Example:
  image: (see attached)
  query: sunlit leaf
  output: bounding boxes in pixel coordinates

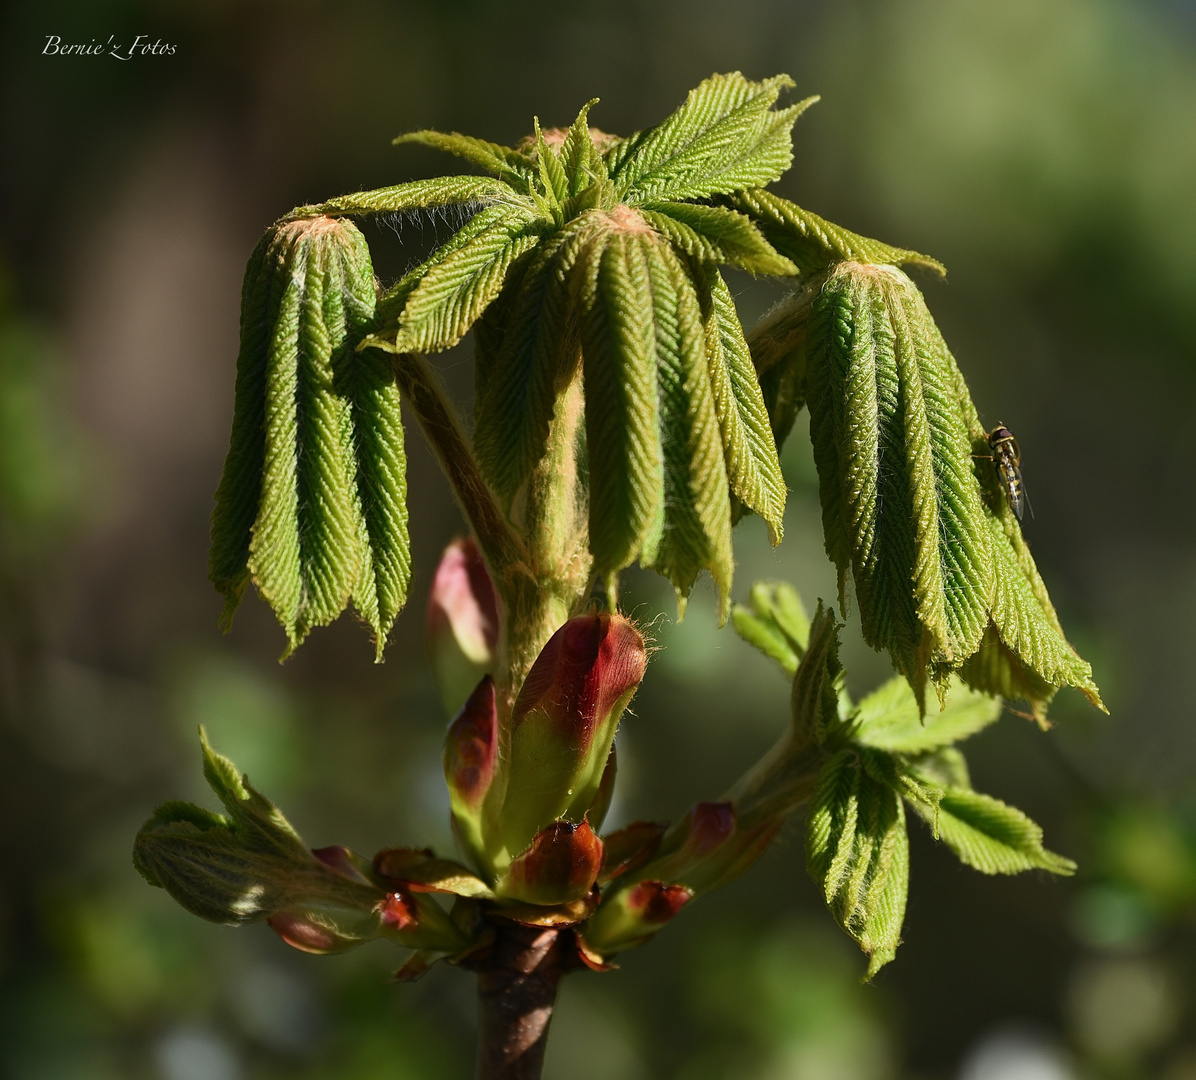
[723,188,946,275]
[611,73,811,203]
[854,675,1000,754]
[700,266,787,539]
[806,747,909,978]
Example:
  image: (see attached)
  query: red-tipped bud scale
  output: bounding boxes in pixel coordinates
[499,614,646,857]
[426,538,500,714]
[583,880,693,955]
[443,676,499,875]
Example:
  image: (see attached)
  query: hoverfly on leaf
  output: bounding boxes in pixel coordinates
[987,423,1027,521]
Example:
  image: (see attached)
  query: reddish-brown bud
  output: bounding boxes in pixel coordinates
[496,820,605,906]
[499,614,646,856]
[426,538,499,714]
[267,913,349,954]
[583,880,693,955]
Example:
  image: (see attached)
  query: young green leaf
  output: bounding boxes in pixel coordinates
[284,175,527,220]
[905,783,1076,876]
[790,602,846,747]
[803,261,1097,716]
[806,747,910,978]
[640,203,797,276]
[854,675,1000,754]
[472,212,607,504]
[391,210,542,354]
[558,99,607,197]
[639,237,735,619]
[393,129,536,191]
[610,73,811,203]
[722,188,946,276]
[580,227,664,584]
[731,580,810,676]
[210,216,411,658]
[700,266,787,540]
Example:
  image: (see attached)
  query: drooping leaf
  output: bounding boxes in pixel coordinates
[854,675,1000,754]
[209,226,294,623]
[700,266,787,540]
[285,175,528,220]
[339,345,411,661]
[640,203,796,276]
[946,358,1104,719]
[806,264,925,687]
[580,228,664,583]
[639,237,734,618]
[210,217,411,658]
[745,279,819,455]
[393,129,535,190]
[905,783,1076,876]
[610,73,812,203]
[806,747,910,978]
[473,212,608,503]
[723,188,946,276]
[391,210,542,354]
[805,263,1005,707]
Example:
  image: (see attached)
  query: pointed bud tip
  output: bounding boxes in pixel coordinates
[444,676,498,809]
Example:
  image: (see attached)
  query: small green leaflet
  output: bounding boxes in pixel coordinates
[609,73,814,204]
[905,781,1076,876]
[731,580,811,676]
[854,675,1000,754]
[806,747,909,979]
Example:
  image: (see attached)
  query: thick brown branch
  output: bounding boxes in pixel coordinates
[472,923,577,1080]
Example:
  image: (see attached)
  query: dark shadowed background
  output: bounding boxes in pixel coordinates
[3,1,1196,1078]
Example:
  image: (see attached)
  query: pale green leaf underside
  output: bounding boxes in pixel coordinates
[907,784,1076,876]
[854,675,1000,754]
[641,203,796,276]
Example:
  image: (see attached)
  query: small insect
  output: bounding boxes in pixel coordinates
[986,422,1026,520]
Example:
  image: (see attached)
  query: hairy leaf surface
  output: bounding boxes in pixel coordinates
[639,238,734,617]
[806,748,909,978]
[610,73,811,203]
[700,266,787,539]
[724,189,945,275]
[211,217,410,658]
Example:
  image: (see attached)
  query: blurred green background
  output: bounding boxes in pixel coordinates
[2,0,1195,1077]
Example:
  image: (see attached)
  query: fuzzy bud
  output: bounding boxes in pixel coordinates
[498,614,646,858]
